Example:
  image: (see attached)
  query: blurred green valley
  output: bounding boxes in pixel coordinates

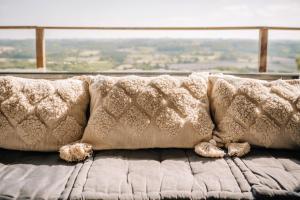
[0,39,299,72]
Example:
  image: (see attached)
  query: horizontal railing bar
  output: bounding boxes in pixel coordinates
[268,27,300,31]
[39,26,264,30]
[0,71,298,77]
[0,26,37,29]
[0,26,300,30]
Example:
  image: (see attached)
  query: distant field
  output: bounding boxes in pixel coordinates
[0,39,299,72]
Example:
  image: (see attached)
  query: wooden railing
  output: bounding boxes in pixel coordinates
[1,26,300,72]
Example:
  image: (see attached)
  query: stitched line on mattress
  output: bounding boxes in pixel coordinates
[2,164,39,198]
[238,151,291,192]
[237,156,267,190]
[0,164,7,178]
[58,164,77,200]
[58,163,83,200]
[125,151,134,197]
[0,194,15,200]
[158,150,163,200]
[232,157,257,188]
[273,153,300,184]
[268,153,300,191]
[187,150,251,196]
[80,153,95,194]
[185,150,208,194]
[224,157,242,193]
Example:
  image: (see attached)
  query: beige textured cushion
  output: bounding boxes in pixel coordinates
[0,76,89,151]
[209,74,300,149]
[81,73,214,149]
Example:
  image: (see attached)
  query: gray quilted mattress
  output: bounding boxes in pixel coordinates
[0,148,299,200]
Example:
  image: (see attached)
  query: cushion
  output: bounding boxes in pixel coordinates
[209,74,300,149]
[0,76,89,151]
[81,73,214,149]
[1,148,300,200]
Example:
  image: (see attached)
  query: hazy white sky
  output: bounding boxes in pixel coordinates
[0,0,300,39]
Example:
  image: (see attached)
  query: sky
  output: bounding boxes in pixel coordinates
[0,0,300,39]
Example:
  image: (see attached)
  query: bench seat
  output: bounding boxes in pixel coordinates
[0,148,299,200]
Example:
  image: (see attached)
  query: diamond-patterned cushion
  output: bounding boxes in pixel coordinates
[209,74,300,149]
[82,73,214,149]
[0,76,89,151]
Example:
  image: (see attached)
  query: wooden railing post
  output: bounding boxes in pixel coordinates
[258,28,268,72]
[35,27,46,70]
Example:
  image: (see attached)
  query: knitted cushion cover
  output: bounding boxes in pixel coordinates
[0,76,89,151]
[81,73,214,149]
[209,74,300,149]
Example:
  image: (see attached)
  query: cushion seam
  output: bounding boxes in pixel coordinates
[58,163,79,200]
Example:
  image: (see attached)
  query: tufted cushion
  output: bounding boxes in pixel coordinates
[209,74,300,149]
[81,73,214,149]
[0,76,89,151]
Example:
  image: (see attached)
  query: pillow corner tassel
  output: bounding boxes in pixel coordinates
[226,142,251,157]
[59,142,93,162]
[194,139,226,158]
